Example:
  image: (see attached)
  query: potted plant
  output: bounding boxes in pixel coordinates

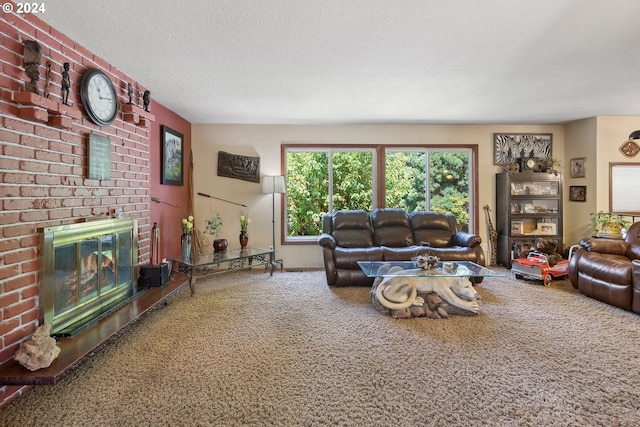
[590,211,630,238]
[204,212,227,252]
[539,157,562,174]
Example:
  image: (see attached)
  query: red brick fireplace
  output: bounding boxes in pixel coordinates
[0,5,191,407]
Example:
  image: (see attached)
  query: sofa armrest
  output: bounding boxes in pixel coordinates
[580,238,629,255]
[451,232,482,248]
[318,233,337,249]
[633,260,640,313]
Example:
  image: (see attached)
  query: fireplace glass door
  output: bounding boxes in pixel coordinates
[41,218,138,336]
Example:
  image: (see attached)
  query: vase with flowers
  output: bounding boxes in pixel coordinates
[239,212,251,249]
[181,215,194,260]
[205,212,227,252]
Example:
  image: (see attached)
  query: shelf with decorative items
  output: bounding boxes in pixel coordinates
[495,171,563,267]
[121,103,155,128]
[12,91,82,129]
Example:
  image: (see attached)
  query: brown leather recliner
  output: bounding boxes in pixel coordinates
[569,221,640,313]
[318,208,485,286]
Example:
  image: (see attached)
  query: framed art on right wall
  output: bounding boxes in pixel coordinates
[570,157,586,178]
[569,185,586,202]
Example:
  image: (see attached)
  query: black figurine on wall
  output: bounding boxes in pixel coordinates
[127,83,134,104]
[143,90,151,112]
[23,40,42,94]
[61,62,71,105]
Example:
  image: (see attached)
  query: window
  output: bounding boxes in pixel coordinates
[385,148,471,231]
[283,144,476,242]
[285,147,375,239]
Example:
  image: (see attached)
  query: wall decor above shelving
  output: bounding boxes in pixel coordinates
[493,133,552,165]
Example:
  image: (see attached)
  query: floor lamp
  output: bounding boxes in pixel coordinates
[262,175,286,271]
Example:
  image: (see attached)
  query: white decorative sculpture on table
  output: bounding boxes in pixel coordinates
[370,258,481,319]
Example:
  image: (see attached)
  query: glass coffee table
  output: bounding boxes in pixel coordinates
[358,260,502,279]
[358,261,503,317]
[171,247,283,296]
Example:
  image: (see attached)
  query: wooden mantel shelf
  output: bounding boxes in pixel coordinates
[0,277,189,385]
[121,103,155,127]
[12,91,81,129]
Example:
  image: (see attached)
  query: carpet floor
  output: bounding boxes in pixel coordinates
[1,268,639,426]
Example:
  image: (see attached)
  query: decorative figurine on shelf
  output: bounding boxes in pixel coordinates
[23,40,42,95]
[61,62,71,105]
[127,83,134,104]
[143,90,151,112]
[44,61,52,98]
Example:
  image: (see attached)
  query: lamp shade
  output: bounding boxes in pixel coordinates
[262,175,286,194]
[629,130,640,140]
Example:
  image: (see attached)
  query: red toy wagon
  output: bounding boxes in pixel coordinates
[511,250,570,286]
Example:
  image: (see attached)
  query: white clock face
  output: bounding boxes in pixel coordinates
[526,158,536,168]
[81,69,118,126]
[88,74,117,121]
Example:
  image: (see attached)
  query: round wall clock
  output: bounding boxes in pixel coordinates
[80,68,118,126]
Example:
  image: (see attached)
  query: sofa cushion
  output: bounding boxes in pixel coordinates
[371,209,413,247]
[381,246,425,261]
[334,247,383,269]
[409,211,454,248]
[332,210,373,247]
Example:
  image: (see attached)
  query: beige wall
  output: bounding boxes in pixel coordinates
[564,118,597,246]
[563,116,640,246]
[192,124,564,269]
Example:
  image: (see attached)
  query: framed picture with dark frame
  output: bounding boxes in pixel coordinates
[569,185,586,202]
[570,157,586,178]
[493,133,552,165]
[161,125,184,186]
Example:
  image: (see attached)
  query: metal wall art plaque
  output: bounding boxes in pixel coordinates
[217,151,260,183]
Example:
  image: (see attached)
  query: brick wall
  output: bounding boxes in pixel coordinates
[0,6,155,405]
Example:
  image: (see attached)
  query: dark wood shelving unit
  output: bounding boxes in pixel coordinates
[496,172,563,266]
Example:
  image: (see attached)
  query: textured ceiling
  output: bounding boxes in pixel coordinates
[39,0,640,124]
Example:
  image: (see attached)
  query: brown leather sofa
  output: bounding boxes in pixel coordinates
[318,208,486,286]
[569,221,640,313]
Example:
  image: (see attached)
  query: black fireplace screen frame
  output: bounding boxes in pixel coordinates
[40,218,138,337]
